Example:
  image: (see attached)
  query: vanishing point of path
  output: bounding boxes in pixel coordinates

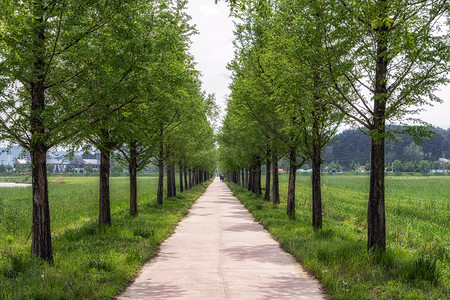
[117,177,325,300]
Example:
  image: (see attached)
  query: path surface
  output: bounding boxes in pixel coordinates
[117,178,324,300]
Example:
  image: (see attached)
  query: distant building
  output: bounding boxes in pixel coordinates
[0,146,24,166]
[358,166,367,172]
[67,159,100,173]
[47,158,67,173]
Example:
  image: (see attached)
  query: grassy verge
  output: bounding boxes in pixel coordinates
[0,177,211,299]
[227,174,449,299]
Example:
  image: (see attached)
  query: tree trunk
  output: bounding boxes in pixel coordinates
[244,167,249,188]
[30,5,53,262]
[254,158,262,196]
[172,163,177,196]
[167,162,176,197]
[188,168,192,188]
[311,145,322,229]
[179,163,184,192]
[166,165,172,197]
[184,166,188,190]
[287,147,297,219]
[368,17,388,250]
[248,166,252,191]
[272,152,280,205]
[99,147,111,226]
[129,140,138,216]
[241,168,245,187]
[157,142,164,205]
[31,144,52,262]
[264,155,271,202]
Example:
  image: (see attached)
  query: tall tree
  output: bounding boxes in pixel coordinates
[0,0,139,262]
[322,0,449,249]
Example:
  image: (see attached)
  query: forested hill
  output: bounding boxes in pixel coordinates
[323,126,450,167]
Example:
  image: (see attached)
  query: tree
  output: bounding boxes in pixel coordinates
[392,160,403,172]
[47,164,54,174]
[418,160,431,172]
[65,165,74,173]
[322,0,449,250]
[0,0,188,261]
[84,164,93,173]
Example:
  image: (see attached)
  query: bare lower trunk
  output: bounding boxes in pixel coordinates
[254,158,262,196]
[99,148,111,226]
[184,166,188,190]
[179,164,184,192]
[311,150,322,229]
[157,161,164,205]
[189,168,192,188]
[171,163,176,196]
[248,166,253,191]
[264,155,271,201]
[287,148,297,219]
[129,140,138,216]
[368,138,386,249]
[31,144,52,262]
[166,165,172,197]
[368,16,388,250]
[272,153,280,205]
[241,169,245,187]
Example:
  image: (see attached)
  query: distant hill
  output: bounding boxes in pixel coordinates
[323,126,450,167]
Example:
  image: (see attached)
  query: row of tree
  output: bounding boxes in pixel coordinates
[219,0,449,252]
[0,0,216,262]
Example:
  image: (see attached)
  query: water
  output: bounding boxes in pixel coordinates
[0,182,31,188]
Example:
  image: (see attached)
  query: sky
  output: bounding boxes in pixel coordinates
[186,0,450,130]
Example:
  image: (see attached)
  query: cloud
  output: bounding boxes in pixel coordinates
[198,4,220,16]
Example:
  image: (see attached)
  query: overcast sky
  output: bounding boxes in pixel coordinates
[186,0,450,130]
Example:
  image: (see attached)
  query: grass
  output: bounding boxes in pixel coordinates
[227,173,449,299]
[0,175,211,299]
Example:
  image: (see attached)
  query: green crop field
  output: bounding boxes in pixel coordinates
[0,176,159,252]
[0,175,210,299]
[229,173,449,299]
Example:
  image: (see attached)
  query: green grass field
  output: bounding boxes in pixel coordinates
[228,173,449,299]
[0,175,211,299]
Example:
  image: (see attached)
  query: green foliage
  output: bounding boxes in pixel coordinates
[227,174,449,299]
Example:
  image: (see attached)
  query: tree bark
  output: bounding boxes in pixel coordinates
[129,140,138,216]
[272,152,280,205]
[188,168,192,188]
[368,15,388,250]
[99,147,111,226]
[287,147,297,219]
[31,144,52,262]
[184,166,188,190]
[248,166,253,191]
[172,163,176,196]
[166,165,171,197]
[254,158,262,196]
[179,164,183,192]
[311,144,322,229]
[264,154,271,202]
[244,167,249,188]
[167,161,176,197]
[157,142,164,205]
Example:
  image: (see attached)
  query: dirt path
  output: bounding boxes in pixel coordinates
[117,177,324,299]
